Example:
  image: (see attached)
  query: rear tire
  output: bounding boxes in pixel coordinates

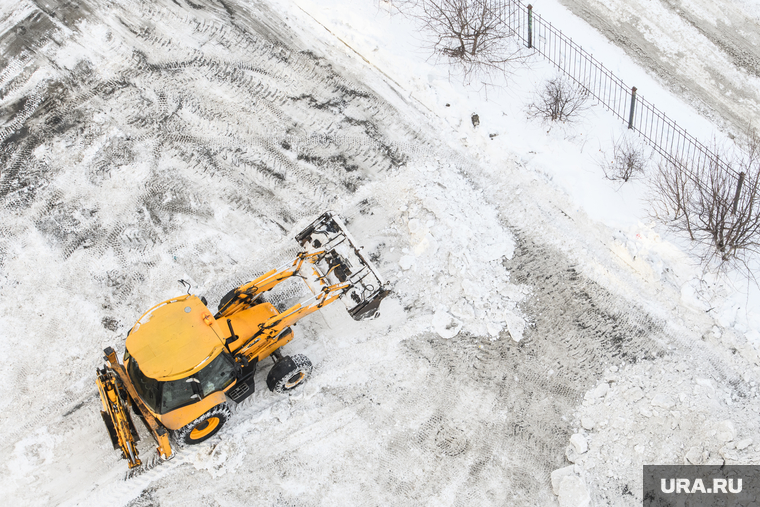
[173,403,231,446]
[217,285,261,312]
[266,354,312,393]
[217,288,238,312]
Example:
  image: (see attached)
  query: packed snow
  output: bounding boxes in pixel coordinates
[0,0,759,506]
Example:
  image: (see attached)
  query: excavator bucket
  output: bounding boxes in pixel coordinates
[295,211,389,320]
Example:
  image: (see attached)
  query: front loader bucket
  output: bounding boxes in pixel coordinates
[296,212,389,320]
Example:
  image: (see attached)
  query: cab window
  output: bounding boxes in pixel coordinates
[160,377,197,413]
[158,353,236,413]
[127,357,160,413]
[197,353,236,397]
[128,352,237,414]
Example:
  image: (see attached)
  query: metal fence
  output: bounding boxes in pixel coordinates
[491,0,743,183]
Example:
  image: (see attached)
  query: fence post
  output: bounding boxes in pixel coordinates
[527,4,533,49]
[732,171,746,215]
[627,86,637,129]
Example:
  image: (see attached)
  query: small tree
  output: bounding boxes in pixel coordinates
[527,76,588,123]
[651,130,760,267]
[409,0,526,79]
[602,134,650,182]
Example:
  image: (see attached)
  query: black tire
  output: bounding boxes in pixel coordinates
[173,403,231,446]
[266,354,312,393]
[217,287,238,312]
[217,285,261,312]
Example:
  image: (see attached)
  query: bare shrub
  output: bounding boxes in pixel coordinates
[527,76,588,123]
[602,134,651,182]
[651,130,760,268]
[405,0,527,80]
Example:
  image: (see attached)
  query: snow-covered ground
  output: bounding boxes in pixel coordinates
[0,0,758,506]
[553,0,760,134]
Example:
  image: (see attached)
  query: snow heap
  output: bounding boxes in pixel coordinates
[555,343,760,504]
[381,160,529,341]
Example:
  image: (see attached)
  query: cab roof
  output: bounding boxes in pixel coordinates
[126,295,226,381]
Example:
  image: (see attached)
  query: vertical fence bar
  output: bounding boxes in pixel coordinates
[550,22,555,61]
[527,4,533,49]
[696,145,702,173]
[605,73,610,110]
[595,59,600,98]
[584,52,589,92]
[732,172,746,215]
[658,115,664,148]
[571,39,576,79]
[628,86,637,129]
[685,139,691,165]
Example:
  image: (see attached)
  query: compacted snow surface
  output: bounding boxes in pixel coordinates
[1,0,759,506]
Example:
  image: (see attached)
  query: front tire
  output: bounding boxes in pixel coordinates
[266,354,312,393]
[174,403,231,446]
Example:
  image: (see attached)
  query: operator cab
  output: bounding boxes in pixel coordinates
[126,352,236,414]
[124,295,236,415]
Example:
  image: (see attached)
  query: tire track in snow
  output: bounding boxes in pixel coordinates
[0,2,418,487]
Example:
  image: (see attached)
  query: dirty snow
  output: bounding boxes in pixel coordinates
[0,0,759,506]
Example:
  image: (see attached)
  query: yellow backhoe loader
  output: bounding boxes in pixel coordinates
[96,212,388,473]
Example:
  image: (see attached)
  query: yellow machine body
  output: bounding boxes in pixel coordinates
[122,294,300,431]
[126,295,227,381]
[96,212,389,473]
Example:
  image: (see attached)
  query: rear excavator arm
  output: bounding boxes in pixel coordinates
[96,348,174,469]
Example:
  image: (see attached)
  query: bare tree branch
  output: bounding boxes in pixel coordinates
[526,76,589,123]
[651,129,760,272]
[601,134,651,183]
[402,0,527,80]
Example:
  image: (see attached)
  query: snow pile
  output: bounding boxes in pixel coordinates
[566,350,760,504]
[383,161,529,341]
